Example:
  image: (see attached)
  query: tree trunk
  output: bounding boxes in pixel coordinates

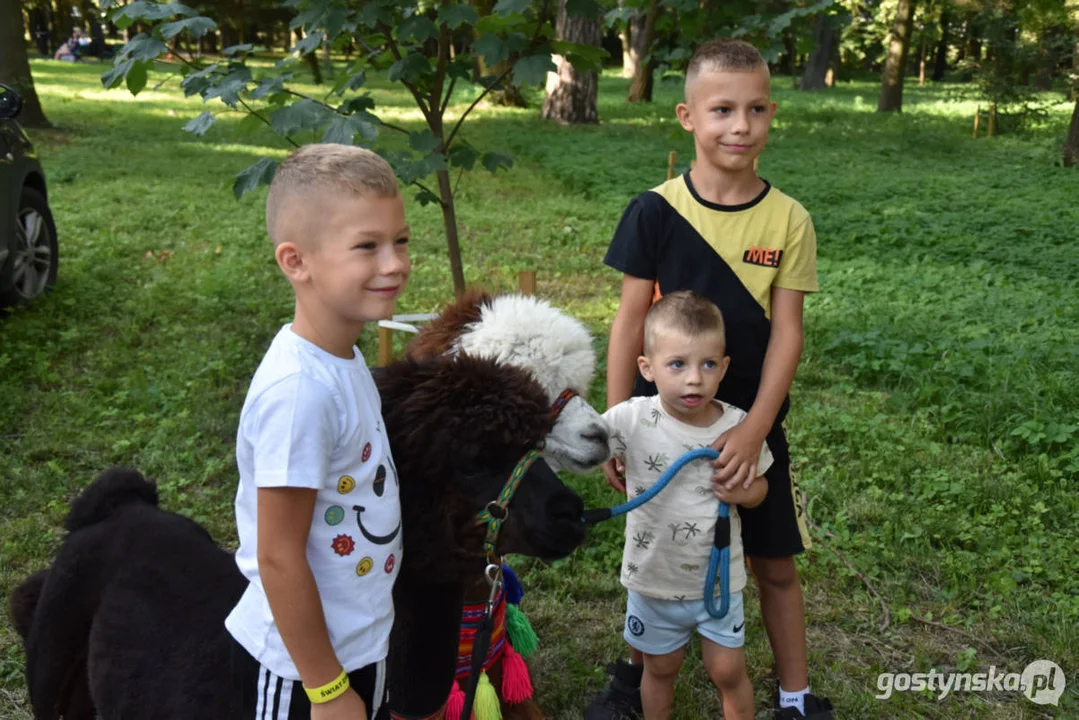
[295,28,322,84]
[619,1,634,78]
[931,9,950,81]
[0,1,51,128]
[1064,100,1079,167]
[626,0,658,102]
[473,0,528,107]
[799,15,839,90]
[541,0,601,124]
[918,35,927,85]
[878,0,916,112]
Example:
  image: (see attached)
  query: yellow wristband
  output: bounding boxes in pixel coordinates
[304,669,349,704]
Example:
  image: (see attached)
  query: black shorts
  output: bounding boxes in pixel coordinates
[631,377,809,558]
[738,424,808,558]
[229,638,390,720]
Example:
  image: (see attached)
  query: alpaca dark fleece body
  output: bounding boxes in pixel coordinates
[13,355,586,720]
[20,468,245,719]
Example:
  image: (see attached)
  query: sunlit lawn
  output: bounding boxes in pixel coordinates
[1,58,1077,718]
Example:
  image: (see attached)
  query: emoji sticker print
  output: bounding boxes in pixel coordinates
[337,475,356,494]
[325,506,345,526]
[332,535,356,556]
[384,554,396,574]
[362,442,372,462]
[356,557,373,576]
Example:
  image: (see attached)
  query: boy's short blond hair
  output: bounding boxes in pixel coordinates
[685,38,768,89]
[266,144,399,246]
[643,290,726,354]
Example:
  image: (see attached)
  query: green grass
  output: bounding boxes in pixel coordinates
[1,60,1077,718]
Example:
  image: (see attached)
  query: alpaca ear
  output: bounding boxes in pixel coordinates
[405,289,490,361]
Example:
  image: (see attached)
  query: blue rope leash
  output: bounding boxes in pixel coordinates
[582,447,731,619]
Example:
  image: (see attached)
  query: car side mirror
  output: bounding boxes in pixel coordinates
[0,84,24,120]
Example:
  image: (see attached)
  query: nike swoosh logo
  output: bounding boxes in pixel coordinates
[733,622,745,634]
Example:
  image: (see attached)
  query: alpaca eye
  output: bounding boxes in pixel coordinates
[373,465,387,497]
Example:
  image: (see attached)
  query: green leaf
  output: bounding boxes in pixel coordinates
[414,188,441,206]
[182,110,215,136]
[222,43,254,56]
[233,157,277,200]
[473,34,510,66]
[358,3,394,28]
[331,69,366,95]
[482,152,513,173]
[159,16,217,40]
[339,95,376,114]
[397,15,439,44]
[493,0,530,16]
[409,129,441,153]
[387,53,430,84]
[448,144,478,170]
[566,0,601,19]
[179,63,218,96]
[291,31,324,57]
[322,113,380,145]
[126,60,148,95]
[250,75,289,100]
[117,34,169,62]
[270,98,335,137]
[439,4,478,29]
[101,59,134,89]
[513,54,555,86]
[111,1,195,25]
[396,152,447,184]
[202,67,252,107]
[552,40,608,71]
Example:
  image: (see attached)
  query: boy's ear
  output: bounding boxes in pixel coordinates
[275,241,308,282]
[637,355,654,382]
[676,102,693,132]
[718,355,731,378]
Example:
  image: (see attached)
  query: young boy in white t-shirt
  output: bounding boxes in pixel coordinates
[602,291,771,720]
[225,144,411,720]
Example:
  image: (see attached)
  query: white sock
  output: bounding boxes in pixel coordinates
[779,686,809,716]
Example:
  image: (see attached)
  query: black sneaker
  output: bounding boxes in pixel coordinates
[585,659,643,720]
[774,692,834,719]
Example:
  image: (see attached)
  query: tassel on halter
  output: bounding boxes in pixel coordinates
[500,644,534,704]
[445,680,468,720]
[504,602,538,657]
[474,672,502,720]
[501,564,524,605]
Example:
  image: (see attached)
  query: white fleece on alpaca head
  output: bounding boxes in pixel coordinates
[452,294,596,402]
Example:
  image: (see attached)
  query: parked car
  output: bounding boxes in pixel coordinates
[0,83,58,307]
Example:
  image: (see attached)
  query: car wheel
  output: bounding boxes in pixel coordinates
[1,186,58,306]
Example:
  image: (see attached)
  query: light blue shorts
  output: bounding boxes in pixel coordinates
[624,590,745,655]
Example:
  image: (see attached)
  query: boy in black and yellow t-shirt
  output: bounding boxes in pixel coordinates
[590,39,833,720]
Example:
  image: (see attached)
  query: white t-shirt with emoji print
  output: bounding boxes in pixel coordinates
[226,325,402,680]
[602,396,772,601]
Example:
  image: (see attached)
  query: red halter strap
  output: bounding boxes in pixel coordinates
[550,388,578,419]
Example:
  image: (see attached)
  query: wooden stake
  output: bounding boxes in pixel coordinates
[518,270,536,296]
[378,326,394,366]
[988,104,996,137]
[973,107,980,139]
[667,151,677,180]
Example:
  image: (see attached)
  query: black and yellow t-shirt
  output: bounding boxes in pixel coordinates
[604,173,818,423]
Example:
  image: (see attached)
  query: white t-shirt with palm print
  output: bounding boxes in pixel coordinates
[603,395,772,601]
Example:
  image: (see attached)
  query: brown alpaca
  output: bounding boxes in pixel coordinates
[406,291,611,720]
[11,355,587,720]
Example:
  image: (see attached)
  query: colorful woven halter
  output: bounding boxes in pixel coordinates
[472,449,541,559]
[456,586,507,679]
[550,388,578,418]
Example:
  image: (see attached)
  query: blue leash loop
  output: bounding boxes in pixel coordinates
[582,447,731,619]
